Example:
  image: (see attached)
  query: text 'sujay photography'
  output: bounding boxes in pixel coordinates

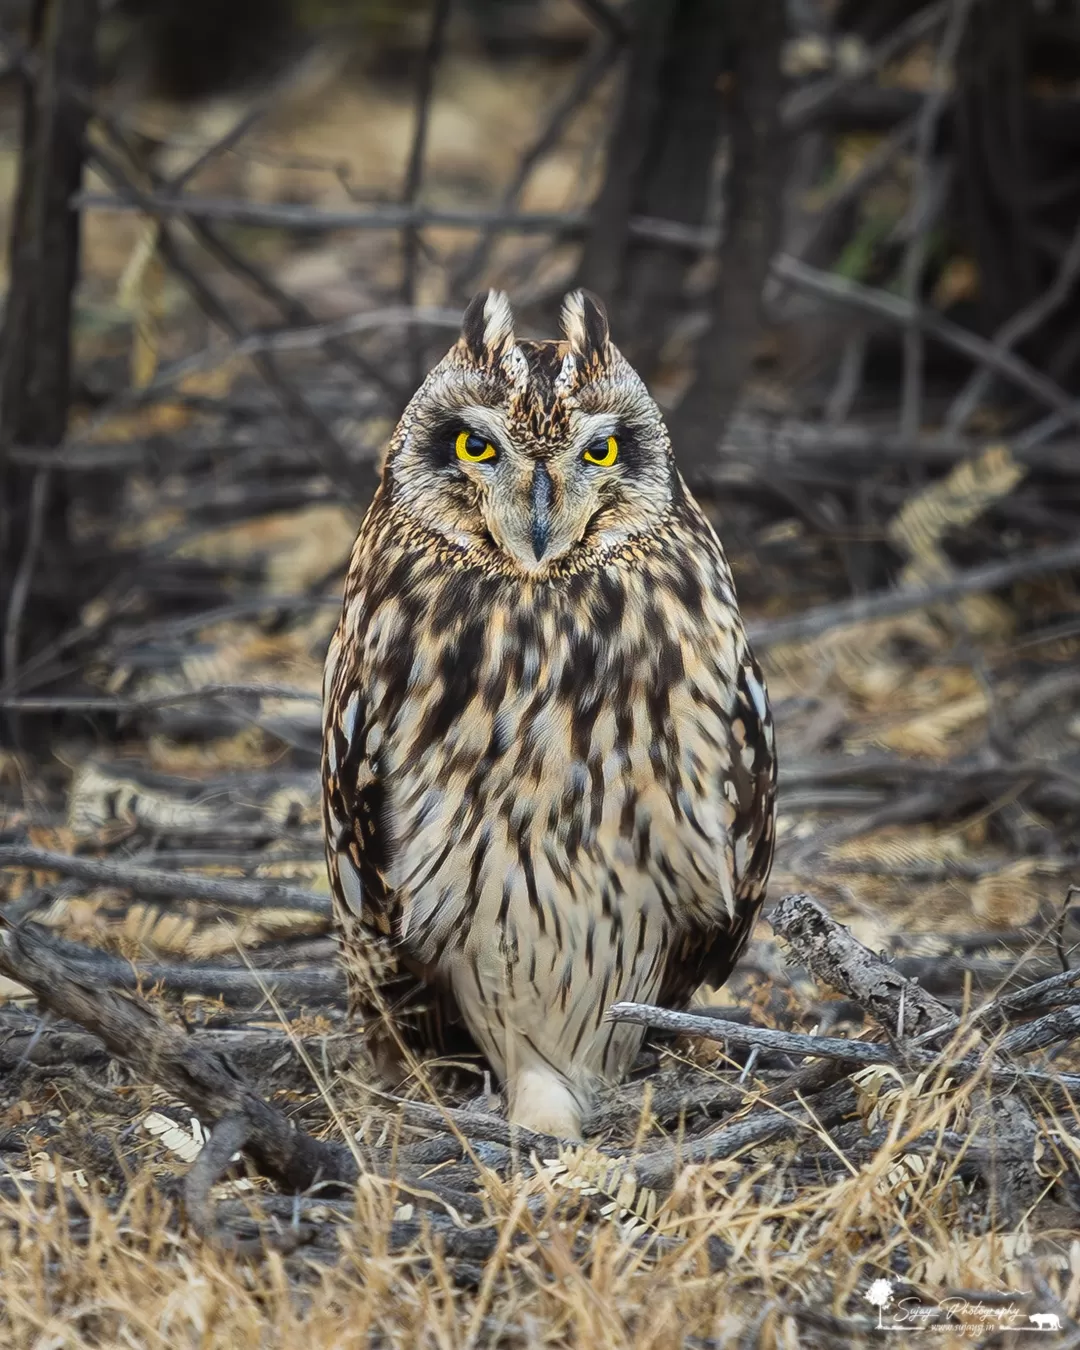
[2,2,1080,1345]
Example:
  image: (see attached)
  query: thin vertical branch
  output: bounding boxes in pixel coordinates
[0,0,98,721]
[897,0,975,440]
[2,470,49,707]
[401,0,452,387]
[671,0,786,472]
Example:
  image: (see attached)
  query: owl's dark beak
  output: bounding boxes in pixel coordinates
[530,462,553,560]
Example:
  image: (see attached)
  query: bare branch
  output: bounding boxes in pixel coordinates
[74,191,716,249]
[782,1,949,129]
[772,253,1080,431]
[0,844,330,917]
[947,215,1080,432]
[748,536,1080,648]
[608,1001,904,1066]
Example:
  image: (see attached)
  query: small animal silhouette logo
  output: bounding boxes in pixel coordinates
[1029,1312,1062,1331]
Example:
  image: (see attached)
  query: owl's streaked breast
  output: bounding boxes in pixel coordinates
[330,494,767,1105]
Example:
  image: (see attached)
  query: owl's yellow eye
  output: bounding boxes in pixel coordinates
[583,435,618,467]
[456,430,497,463]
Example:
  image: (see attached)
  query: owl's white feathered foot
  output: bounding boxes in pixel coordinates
[508,1067,586,1141]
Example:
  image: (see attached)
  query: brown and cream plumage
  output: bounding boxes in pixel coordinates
[322,289,776,1139]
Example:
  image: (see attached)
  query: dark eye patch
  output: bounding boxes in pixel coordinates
[597,424,645,474]
[414,417,493,471]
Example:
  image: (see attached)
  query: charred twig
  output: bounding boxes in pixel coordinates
[632,1079,858,1190]
[984,965,1080,1019]
[371,1091,567,1154]
[769,892,957,1038]
[0,923,343,1004]
[770,893,1048,1220]
[998,1004,1080,1057]
[588,1077,748,1134]
[184,1112,316,1255]
[0,1011,350,1078]
[0,917,360,1193]
[889,952,1077,997]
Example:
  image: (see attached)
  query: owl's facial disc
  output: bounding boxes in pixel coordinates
[387,289,677,576]
[451,417,654,576]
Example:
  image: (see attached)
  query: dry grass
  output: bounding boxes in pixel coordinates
[3,1052,1080,1348]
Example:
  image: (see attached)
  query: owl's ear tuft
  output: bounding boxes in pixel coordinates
[460,289,516,365]
[560,290,611,371]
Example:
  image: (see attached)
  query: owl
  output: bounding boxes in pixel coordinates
[322,290,776,1140]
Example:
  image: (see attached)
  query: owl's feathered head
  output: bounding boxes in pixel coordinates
[384,290,680,578]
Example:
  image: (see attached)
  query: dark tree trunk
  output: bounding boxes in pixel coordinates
[955,0,1038,338]
[0,0,98,718]
[577,0,786,468]
[576,0,728,378]
[952,0,1080,396]
[671,0,786,475]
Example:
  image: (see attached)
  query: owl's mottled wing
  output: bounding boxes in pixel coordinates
[659,651,777,1006]
[322,622,472,1050]
[321,626,397,1000]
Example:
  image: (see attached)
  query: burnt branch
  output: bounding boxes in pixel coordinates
[769,892,954,1038]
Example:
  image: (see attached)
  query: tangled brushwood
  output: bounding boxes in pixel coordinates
[3,0,1080,1344]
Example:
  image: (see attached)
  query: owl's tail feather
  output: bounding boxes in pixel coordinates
[509,1067,585,1141]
